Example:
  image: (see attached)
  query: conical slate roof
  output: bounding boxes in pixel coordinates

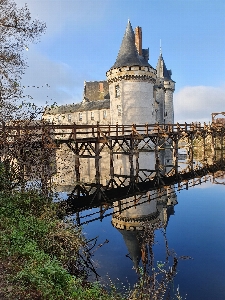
[111,20,150,69]
[117,229,142,269]
[156,54,172,80]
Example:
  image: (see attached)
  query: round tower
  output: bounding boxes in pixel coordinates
[154,77,165,124]
[106,21,157,125]
[112,195,159,269]
[156,53,175,124]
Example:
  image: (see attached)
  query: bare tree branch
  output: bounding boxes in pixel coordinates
[0,0,46,120]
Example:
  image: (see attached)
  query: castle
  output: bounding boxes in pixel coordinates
[44,20,175,125]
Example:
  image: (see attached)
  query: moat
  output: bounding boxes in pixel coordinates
[72,178,225,299]
[52,147,225,299]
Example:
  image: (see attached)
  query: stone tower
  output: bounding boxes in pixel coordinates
[112,194,159,269]
[156,53,175,124]
[106,21,157,125]
[111,188,177,269]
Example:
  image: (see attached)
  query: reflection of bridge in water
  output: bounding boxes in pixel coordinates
[65,157,225,211]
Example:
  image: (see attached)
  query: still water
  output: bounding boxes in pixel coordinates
[72,178,225,300]
[44,140,225,299]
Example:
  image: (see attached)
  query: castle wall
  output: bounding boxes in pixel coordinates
[107,66,156,125]
[109,80,156,125]
[154,82,165,124]
[84,81,109,101]
[121,80,155,124]
[164,81,175,124]
[109,82,123,125]
[43,107,110,125]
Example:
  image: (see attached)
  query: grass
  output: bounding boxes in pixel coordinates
[0,186,125,299]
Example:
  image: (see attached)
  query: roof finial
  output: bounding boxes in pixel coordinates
[160,39,162,55]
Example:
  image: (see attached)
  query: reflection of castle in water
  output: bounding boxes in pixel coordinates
[112,187,177,269]
[51,145,178,269]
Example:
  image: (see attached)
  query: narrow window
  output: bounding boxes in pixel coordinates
[115,84,120,98]
[57,115,61,123]
[91,111,94,120]
[103,110,107,119]
[68,114,72,122]
[117,105,122,116]
[79,112,82,121]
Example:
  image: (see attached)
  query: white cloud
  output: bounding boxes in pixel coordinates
[174,85,225,124]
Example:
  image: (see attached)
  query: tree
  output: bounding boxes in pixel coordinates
[0,0,46,119]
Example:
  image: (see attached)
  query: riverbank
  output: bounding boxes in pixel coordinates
[0,188,125,300]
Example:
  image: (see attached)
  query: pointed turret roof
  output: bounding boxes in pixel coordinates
[111,20,150,69]
[156,54,172,80]
[118,229,142,269]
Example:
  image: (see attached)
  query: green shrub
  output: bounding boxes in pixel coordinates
[0,189,125,299]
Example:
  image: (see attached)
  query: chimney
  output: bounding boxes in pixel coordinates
[135,26,142,56]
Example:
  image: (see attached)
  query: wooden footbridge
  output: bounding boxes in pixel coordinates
[0,121,225,205]
[1,121,224,155]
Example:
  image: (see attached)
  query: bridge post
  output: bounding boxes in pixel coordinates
[41,124,54,196]
[210,125,216,162]
[190,133,194,173]
[130,125,135,178]
[95,123,101,200]
[203,131,206,164]
[135,144,139,179]
[174,135,179,179]
[109,138,114,188]
[221,128,224,161]
[74,141,80,183]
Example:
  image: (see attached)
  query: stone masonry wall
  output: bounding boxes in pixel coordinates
[84,81,109,101]
[121,80,155,124]
[43,108,110,125]
[164,80,175,124]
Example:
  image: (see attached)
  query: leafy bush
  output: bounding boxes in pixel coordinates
[0,189,124,299]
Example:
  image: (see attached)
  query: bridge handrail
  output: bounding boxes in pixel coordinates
[0,122,224,143]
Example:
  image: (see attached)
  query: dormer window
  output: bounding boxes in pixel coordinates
[115,84,120,98]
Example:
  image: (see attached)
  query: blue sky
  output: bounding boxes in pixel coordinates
[16,0,225,123]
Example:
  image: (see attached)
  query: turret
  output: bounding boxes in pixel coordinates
[156,53,175,124]
[112,195,159,269]
[154,77,165,124]
[106,21,157,125]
